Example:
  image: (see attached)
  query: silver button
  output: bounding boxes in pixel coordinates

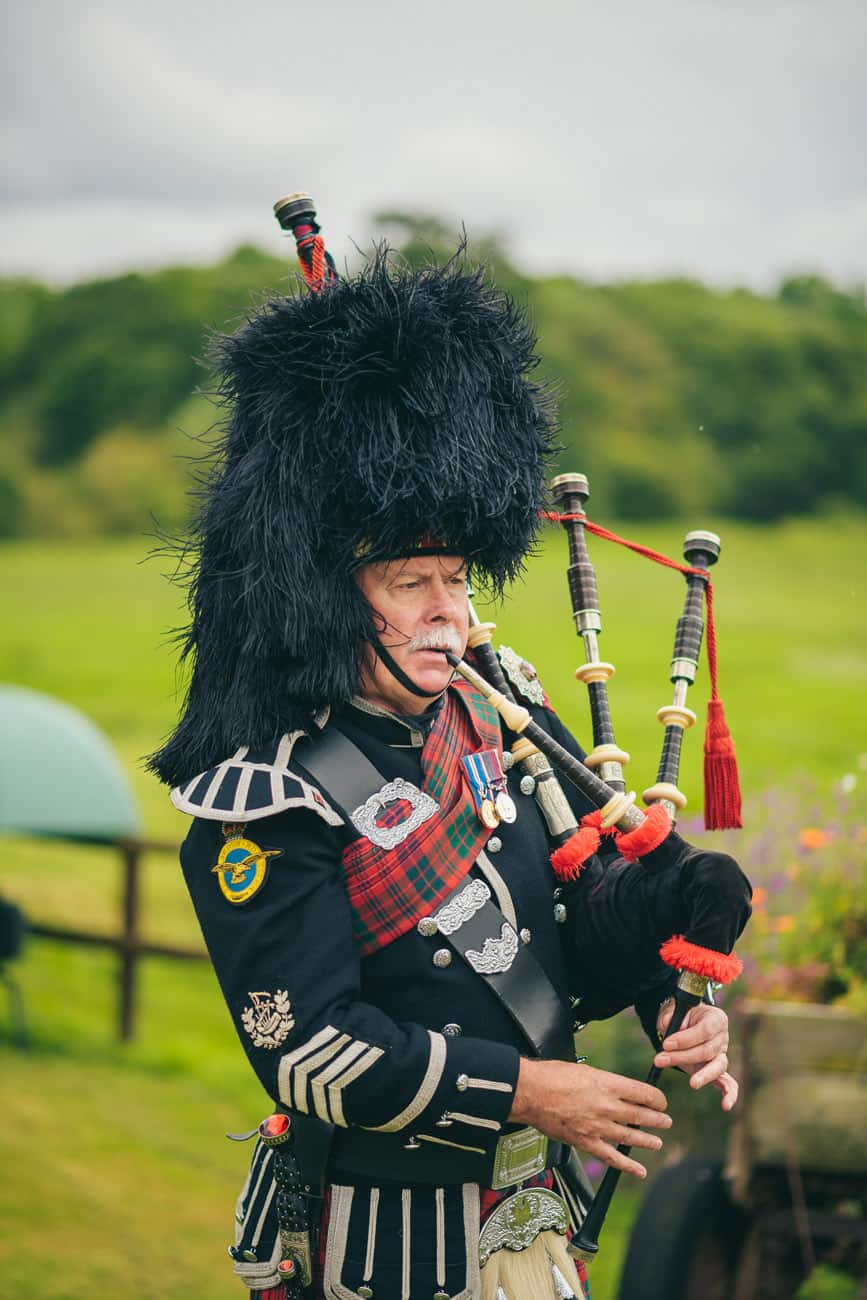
[403,1135,421,1150]
[435,1112,454,1127]
[554,902,567,924]
[573,1021,588,1034]
[433,948,452,968]
[456,1073,469,1091]
[502,751,514,770]
[242,1250,258,1263]
[487,836,502,853]
[519,775,536,796]
[443,1022,462,1037]
[520,927,532,945]
[417,916,438,937]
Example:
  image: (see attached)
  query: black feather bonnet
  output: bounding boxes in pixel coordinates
[150,250,558,785]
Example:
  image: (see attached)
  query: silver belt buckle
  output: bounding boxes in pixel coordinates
[490,1125,549,1190]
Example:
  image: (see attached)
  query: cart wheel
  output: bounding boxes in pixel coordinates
[616,1158,746,1300]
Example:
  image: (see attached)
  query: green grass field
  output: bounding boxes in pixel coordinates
[1,517,865,1298]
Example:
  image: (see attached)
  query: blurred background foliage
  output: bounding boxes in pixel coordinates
[2,216,866,1297]
[2,213,866,540]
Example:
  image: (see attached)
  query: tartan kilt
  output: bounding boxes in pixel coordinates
[246,1171,590,1300]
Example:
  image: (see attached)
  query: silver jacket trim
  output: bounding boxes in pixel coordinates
[434,878,491,935]
[351,777,439,849]
[465,923,519,975]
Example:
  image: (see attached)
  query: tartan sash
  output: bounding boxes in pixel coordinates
[341,681,502,956]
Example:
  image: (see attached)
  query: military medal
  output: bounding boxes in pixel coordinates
[461,749,507,828]
[482,748,517,824]
[480,797,500,829]
[495,790,517,823]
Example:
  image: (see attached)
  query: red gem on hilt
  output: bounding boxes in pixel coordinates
[260,1112,291,1140]
[278,1258,297,1278]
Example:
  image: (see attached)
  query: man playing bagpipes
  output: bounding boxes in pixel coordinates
[149,207,751,1299]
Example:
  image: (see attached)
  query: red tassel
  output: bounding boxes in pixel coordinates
[659,934,743,983]
[550,826,601,881]
[613,802,672,862]
[703,698,742,830]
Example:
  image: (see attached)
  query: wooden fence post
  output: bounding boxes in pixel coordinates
[119,841,140,1041]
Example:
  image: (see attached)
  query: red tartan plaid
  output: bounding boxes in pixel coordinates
[341,680,501,956]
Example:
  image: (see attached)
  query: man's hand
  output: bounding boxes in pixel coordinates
[654,999,738,1111]
[509,1058,672,1179]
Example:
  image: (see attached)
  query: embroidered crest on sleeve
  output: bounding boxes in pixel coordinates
[498,645,546,707]
[241,990,295,1049]
[211,836,282,905]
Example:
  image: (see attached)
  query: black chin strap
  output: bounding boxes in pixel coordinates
[370,637,449,700]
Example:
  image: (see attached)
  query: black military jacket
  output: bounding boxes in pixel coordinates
[176,690,681,1175]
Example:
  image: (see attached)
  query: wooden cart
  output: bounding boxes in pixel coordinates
[616,1000,867,1299]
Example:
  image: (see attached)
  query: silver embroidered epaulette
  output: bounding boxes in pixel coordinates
[170,729,343,826]
[497,645,546,707]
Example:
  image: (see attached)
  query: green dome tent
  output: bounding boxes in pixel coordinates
[0,687,189,1041]
[0,685,142,842]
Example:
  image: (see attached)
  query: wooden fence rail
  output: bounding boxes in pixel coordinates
[24,836,206,1041]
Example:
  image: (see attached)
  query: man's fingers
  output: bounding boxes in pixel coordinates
[715,1072,739,1111]
[615,1078,669,1111]
[688,1053,729,1089]
[656,1034,728,1068]
[616,1103,673,1131]
[607,1124,665,1153]
[663,1018,728,1053]
[594,1142,649,1179]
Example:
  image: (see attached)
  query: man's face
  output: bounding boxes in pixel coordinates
[355,555,470,714]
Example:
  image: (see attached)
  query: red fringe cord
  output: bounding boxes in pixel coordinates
[550,825,601,881]
[613,801,672,861]
[659,935,743,983]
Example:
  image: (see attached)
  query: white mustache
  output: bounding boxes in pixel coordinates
[407,629,463,655]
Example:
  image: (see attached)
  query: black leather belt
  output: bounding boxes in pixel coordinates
[297,724,574,1062]
[433,886,574,1061]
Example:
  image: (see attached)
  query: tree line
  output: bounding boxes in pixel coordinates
[1,217,865,539]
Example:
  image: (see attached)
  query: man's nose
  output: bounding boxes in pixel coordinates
[425,581,459,622]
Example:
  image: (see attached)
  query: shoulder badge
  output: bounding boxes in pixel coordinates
[211,835,281,905]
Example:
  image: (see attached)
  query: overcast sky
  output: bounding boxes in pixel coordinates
[3,0,866,288]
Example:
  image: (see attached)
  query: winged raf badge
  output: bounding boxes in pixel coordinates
[211,836,281,905]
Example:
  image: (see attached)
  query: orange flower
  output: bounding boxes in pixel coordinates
[798,827,831,850]
[772,915,796,933]
[752,886,768,908]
